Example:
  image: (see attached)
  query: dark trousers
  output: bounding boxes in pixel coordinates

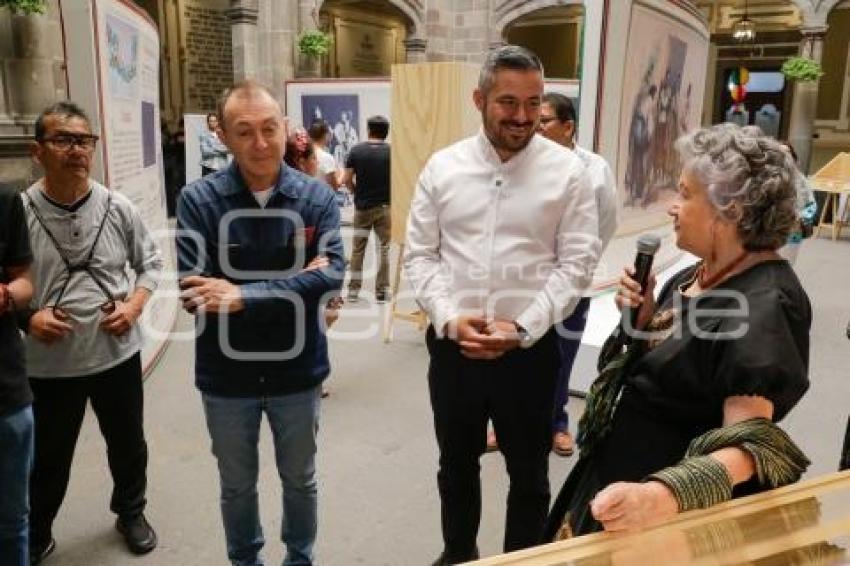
[426,327,559,562]
[28,353,147,547]
[552,297,591,432]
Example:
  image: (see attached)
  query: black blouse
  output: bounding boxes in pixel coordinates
[596,259,811,487]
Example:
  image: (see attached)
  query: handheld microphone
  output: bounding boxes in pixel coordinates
[619,233,661,348]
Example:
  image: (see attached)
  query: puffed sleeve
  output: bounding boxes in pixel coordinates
[711,287,811,421]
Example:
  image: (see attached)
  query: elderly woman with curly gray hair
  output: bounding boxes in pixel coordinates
[543,123,812,540]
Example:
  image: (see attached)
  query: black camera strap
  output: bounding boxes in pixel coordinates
[24,188,115,309]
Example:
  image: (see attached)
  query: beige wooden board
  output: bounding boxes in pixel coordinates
[810,152,850,193]
[470,471,850,565]
[390,62,481,243]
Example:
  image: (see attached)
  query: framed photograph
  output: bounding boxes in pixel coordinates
[301,94,361,168]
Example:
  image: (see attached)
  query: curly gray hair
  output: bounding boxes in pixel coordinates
[675,123,798,251]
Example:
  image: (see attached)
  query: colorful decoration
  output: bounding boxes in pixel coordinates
[728,67,750,112]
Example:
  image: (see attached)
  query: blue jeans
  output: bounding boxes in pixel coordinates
[553,297,591,433]
[202,387,321,566]
[0,405,34,566]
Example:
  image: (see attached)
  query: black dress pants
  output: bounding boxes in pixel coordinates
[28,353,148,546]
[426,326,559,562]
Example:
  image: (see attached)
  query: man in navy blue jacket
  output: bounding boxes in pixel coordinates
[176,80,344,566]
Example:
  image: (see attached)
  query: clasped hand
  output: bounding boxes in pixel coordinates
[179,256,330,314]
[445,315,521,360]
[180,276,244,314]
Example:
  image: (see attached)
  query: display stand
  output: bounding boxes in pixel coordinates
[383,62,480,342]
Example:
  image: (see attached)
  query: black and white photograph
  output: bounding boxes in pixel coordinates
[301,94,361,168]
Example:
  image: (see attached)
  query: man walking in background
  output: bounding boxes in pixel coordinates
[342,115,391,303]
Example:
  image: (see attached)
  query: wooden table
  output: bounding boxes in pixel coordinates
[471,471,850,565]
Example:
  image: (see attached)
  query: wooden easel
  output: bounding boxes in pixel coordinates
[811,152,850,240]
[382,242,427,343]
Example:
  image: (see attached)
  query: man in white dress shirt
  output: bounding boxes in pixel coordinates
[404,46,601,565]
[538,91,618,458]
[308,120,341,190]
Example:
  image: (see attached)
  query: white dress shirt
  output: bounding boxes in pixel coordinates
[574,145,619,251]
[404,130,601,343]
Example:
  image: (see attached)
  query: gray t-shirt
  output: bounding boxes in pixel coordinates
[22,180,163,377]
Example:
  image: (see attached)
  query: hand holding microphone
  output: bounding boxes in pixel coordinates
[615,234,661,346]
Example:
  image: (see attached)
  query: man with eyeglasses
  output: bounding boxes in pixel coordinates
[404,46,600,564]
[537,92,618,459]
[17,101,163,563]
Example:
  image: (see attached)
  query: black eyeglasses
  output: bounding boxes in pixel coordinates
[41,134,99,151]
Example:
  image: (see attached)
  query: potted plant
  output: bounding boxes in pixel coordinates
[297,29,332,77]
[0,0,47,14]
[781,56,824,83]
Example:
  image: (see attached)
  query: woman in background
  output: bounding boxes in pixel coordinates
[285,129,343,400]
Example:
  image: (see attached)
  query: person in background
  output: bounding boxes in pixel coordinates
[534,91,618,457]
[308,120,341,191]
[543,123,811,540]
[285,128,344,334]
[777,140,816,266]
[284,128,319,177]
[199,112,229,177]
[161,118,179,217]
[0,182,35,566]
[342,115,391,303]
[21,101,163,563]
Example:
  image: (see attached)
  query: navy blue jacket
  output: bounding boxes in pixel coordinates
[176,162,344,397]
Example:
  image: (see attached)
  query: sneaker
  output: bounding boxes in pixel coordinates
[116,513,157,555]
[552,431,575,457]
[375,290,390,303]
[485,429,499,453]
[347,292,359,303]
[30,537,56,565]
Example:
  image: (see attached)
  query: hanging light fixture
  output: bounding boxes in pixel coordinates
[732,0,756,42]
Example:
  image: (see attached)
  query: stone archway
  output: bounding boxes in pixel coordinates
[493,0,583,41]
[317,0,421,76]
[502,3,585,78]
[317,0,422,35]
[788,0,844,26]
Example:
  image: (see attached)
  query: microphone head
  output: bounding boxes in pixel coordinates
[636,233,661,255]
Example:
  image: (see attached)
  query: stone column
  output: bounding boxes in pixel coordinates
[403,37,427,63]
[256,0,297,102]
[1,0,66,129]
[295,0,321,77]
[226,0,259,81]
[787,26,827,174]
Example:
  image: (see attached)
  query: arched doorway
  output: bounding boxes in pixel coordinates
[503,4,585,79]
[697,0,805,138]
[319,0,413,77]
